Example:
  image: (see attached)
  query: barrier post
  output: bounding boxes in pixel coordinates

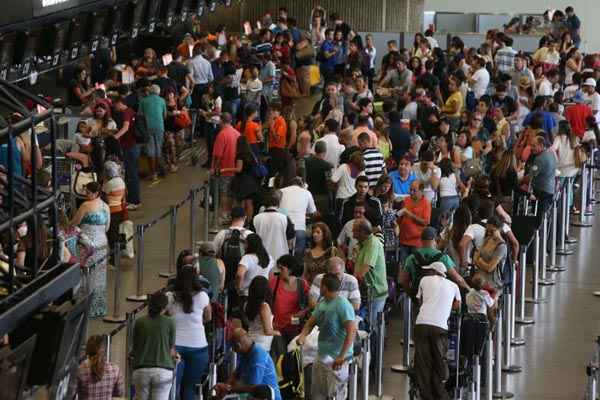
[104,242,126,323]
[565,177,579,243]
[105,334,112,363]
[556,181,574,255]
[510,263,525,344]
[492,301,514,399]
[472,354,481,400]
[502,289,522,373]
[360,334,370,400]
[538,212,555,286]
[587,363,598,400]
[515,249,534,325]
[190,189,198,251]
[159,206,178,279]
[586,150,596,214]
[203,183,210,241]
[573,162,593,228]
[391,294,412,373]
[127,225,147,302]
[125,312,135,398]
[210,174,220,234]
[526,230,547,304]
[348,360,358,400]
[547,188,566,272]
[486,332,493,400]
[376,311,385,397]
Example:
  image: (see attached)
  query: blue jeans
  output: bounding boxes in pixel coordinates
[368,296,387,356]
[123,145,141,205]
[175,346,209,400]
[224,98,241,121]
[294,230,308,261]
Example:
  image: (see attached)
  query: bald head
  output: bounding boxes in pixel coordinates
[232,328,253,352]
[327,257,345,275]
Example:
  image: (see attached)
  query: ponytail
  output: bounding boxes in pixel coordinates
[86,335,106,383]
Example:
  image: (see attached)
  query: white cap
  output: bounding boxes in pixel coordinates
[422,261,447,277]
[584,78,597,87]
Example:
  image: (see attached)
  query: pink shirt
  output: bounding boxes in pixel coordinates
[212,124,241,176]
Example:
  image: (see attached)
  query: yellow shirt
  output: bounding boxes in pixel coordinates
[442,91,463,117]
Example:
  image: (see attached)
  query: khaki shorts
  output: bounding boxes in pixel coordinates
[218,176,234,197]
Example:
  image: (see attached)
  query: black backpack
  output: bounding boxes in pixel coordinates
[410,250,445,298]
[276,347,304,399]
[221,229,244,288]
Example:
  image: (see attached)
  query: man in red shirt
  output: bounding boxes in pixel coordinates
[212,112,240,223]
[564,91,592,138]
[397,180,432,264]
[113,96,141,209]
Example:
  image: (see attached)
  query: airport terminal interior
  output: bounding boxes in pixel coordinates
[1,1,600,400]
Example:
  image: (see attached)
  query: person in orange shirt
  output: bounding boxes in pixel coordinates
[237,104,263,155]
[268,103,289,178]
[268,104,287,150]
[177,33,197,60]
[397,180,432,264]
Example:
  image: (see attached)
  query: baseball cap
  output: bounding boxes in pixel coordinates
[573,90,586,103]
[421,226,437,241]
[584,78,597,87]
[422,261,447,277]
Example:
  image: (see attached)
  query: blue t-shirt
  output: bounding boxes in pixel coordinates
[313,296,356,359]
[389,170,416,197]
[320,41,336,69]
[522,111,556,142]
[236,345,282,400]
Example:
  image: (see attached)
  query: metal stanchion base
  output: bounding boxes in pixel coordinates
[209,227,220,234]
[547,264,567,272]
[511,337,526,346]
[593,291,600,297]
[572,221,593,228]
[492,391,514,399]
[158,271,175,278]
[565,237,579,244]
[390,364,411,373]
[502,365,523,374]
[103,315,127,323]
[538,278,555,286]
[585,210,594,216]
[556,247,575,255]
[515,317,535,325]
[525,297,548,304]
[127,294,148,302]
[368,396,395,400]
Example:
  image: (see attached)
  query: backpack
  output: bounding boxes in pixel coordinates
[410,250,445,298]
[221,229,245,288]
[462,158,482,179]
[276,348,304,399]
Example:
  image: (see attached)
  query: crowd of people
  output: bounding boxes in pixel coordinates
[9,3,595,400]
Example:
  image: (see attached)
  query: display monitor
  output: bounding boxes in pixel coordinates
[130,0,147,39]
[146,0,161,33]
[49,21,70,66]
[162,0,178,27]
[108,5,126,46]
[0,335,37,400]
[67,14,86,60]
[16,30,41,76]
[207,0,216,13]
[0,32,16,80]
[180,0,192,22]
[89,9,108,53]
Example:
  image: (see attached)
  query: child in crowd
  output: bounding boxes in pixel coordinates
[466,272,497,323]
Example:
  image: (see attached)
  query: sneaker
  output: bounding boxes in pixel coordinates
[127,203,141,211]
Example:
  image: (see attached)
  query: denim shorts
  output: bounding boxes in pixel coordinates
[145,129,165,158]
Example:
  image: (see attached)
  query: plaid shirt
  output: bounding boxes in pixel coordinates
[495,46,517,73]
[76,360,124,400]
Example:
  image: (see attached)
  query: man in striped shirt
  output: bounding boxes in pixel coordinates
[358,131,385,188]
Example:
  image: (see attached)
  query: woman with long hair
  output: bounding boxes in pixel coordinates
[77,335,123,399]
[70,181,110,318]
[222,136,260,221]
[86,102,117,137]
[102,161,126,253]
[303,222,340,284]
[490,149,518,200]
[438,158,464,217]
[236,233,274,297]
[374,116,392,160]
[473,216,508,292]
[552,120,579,178]
[242,276,279,351]
[167,266,211,400]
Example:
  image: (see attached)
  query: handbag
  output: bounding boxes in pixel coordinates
[574,145,588,168]
[133,113,149,143]
[280,75,301,99]
[251,152,268,179]
[72,168,98,198]
[174,109,192,129]
[118,220,135,258]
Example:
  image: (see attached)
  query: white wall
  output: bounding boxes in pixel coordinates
[423,0,599,52]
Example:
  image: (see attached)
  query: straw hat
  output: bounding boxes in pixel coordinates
[518,76,532,89]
